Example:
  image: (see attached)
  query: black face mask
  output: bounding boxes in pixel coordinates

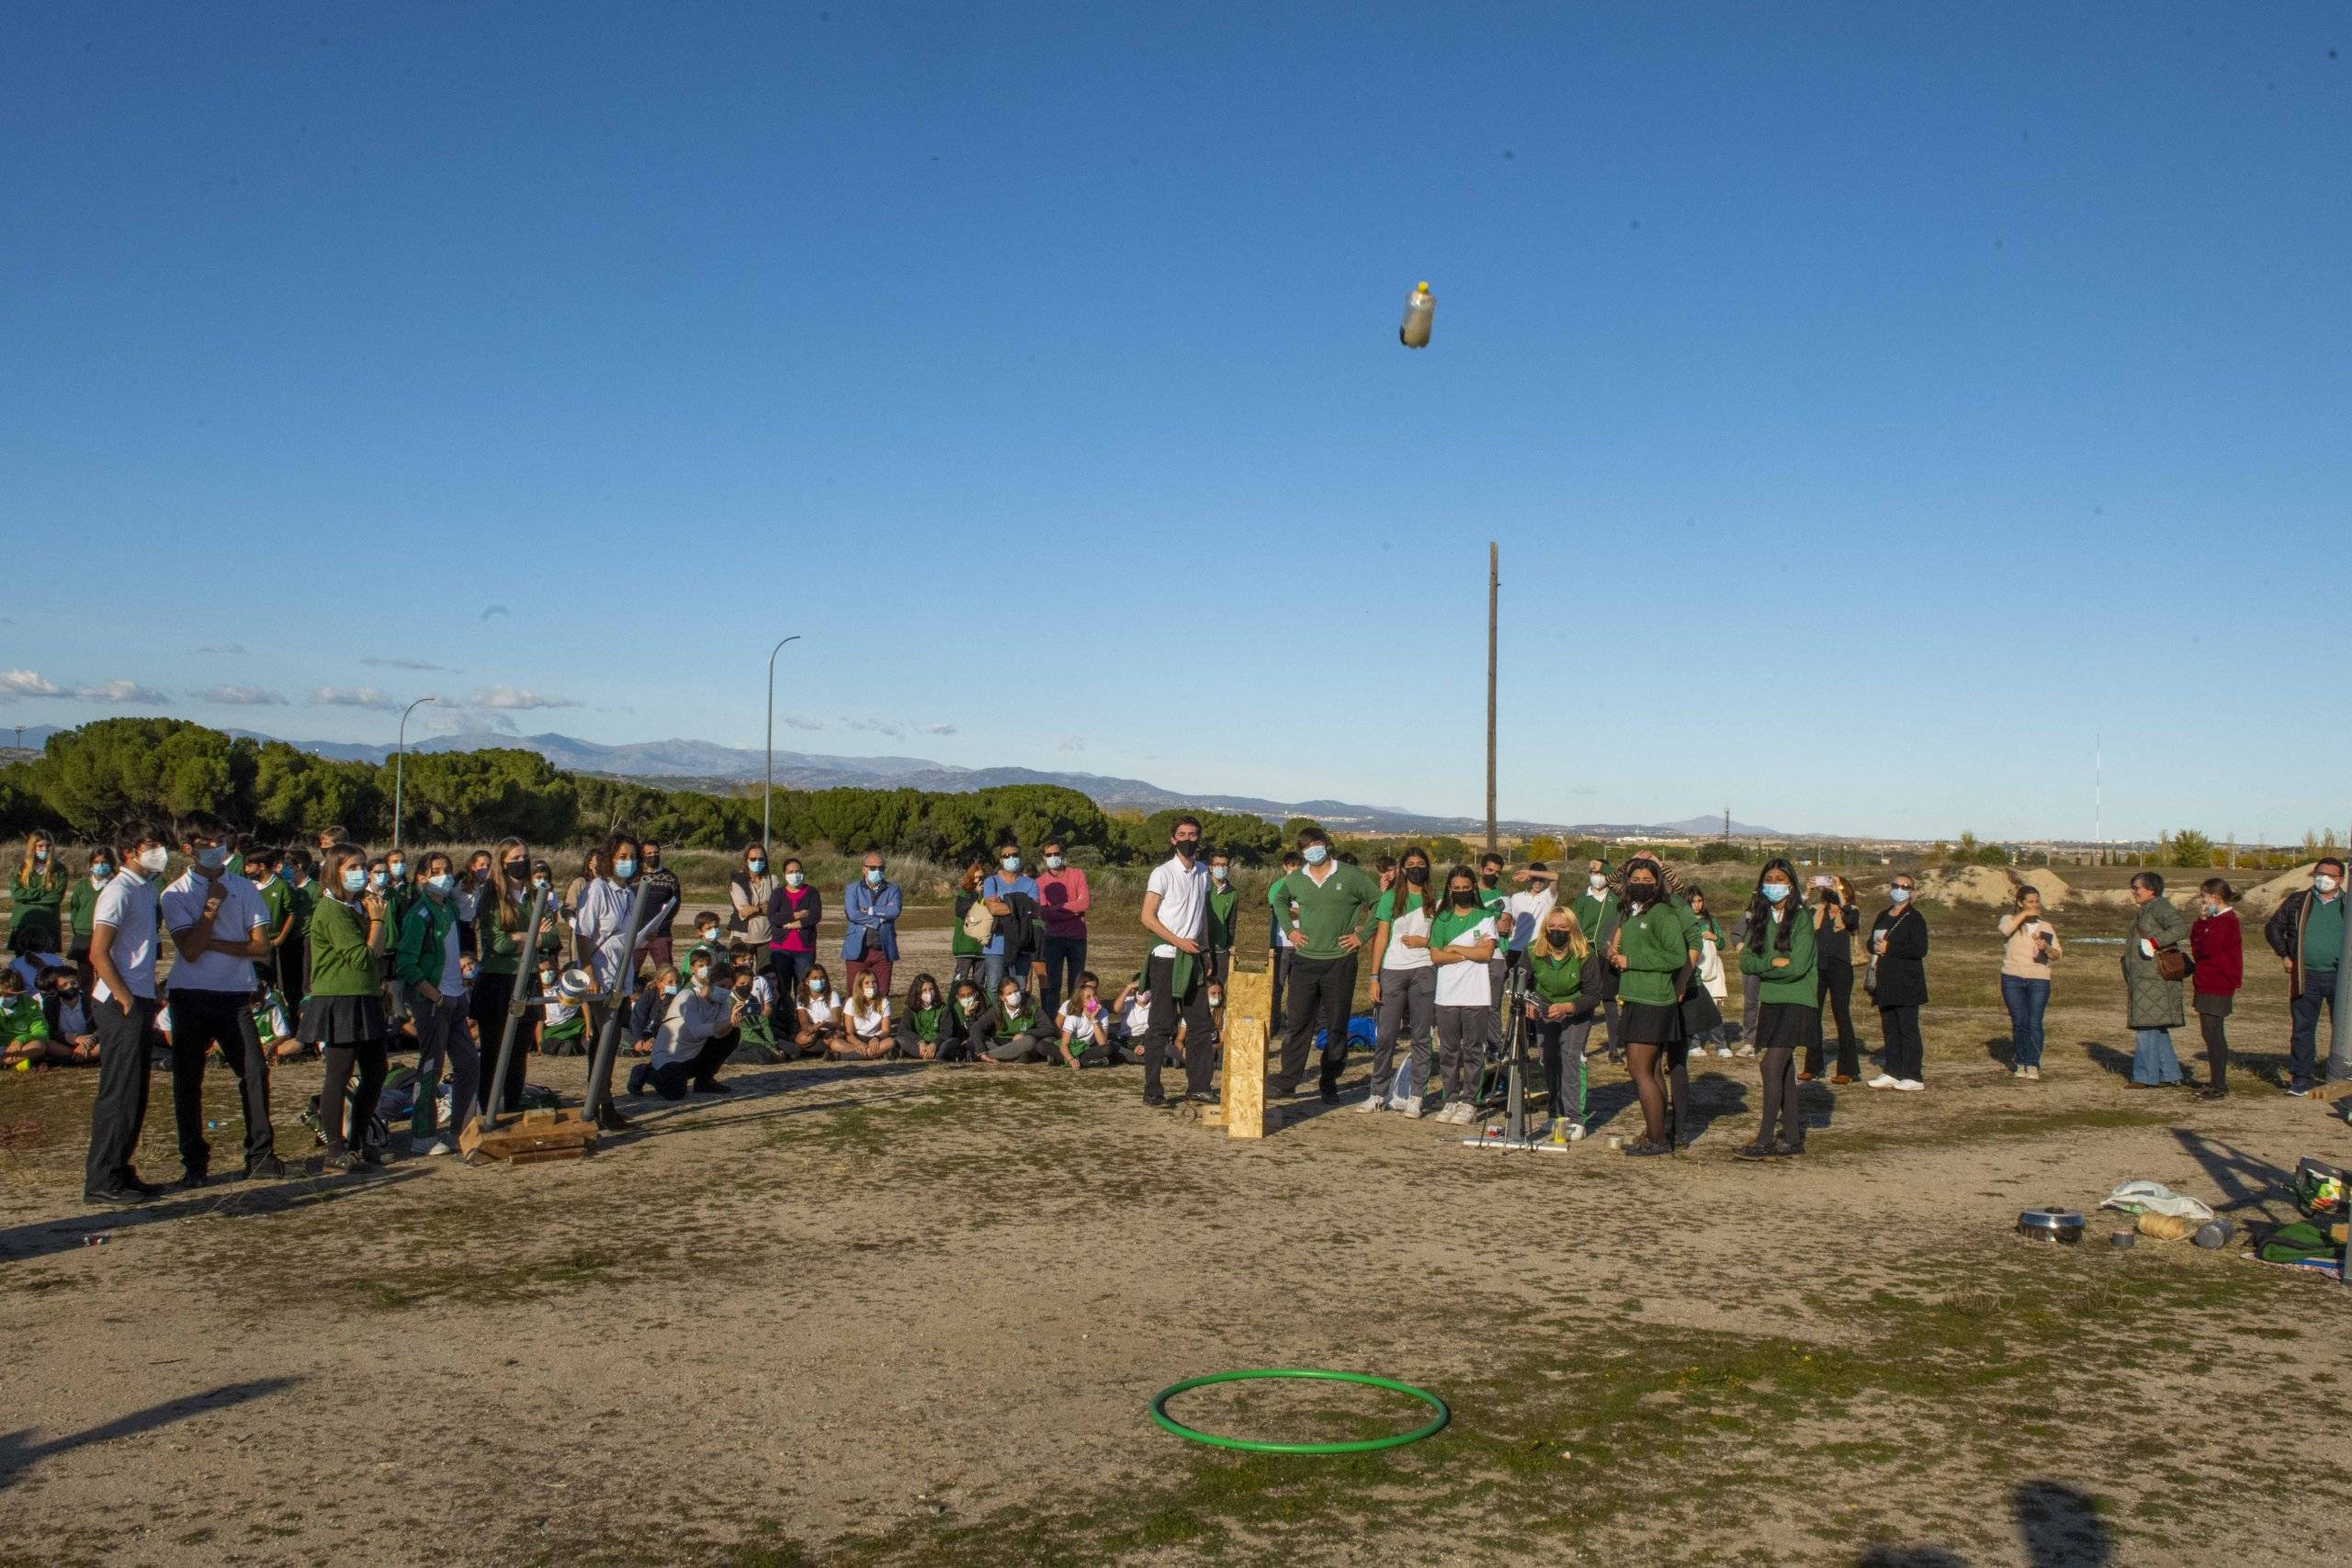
[1173,840,1200,859]
[503,862,526,880]
[1480,872,1499,887]
[1451,890,1477,908]
[1628,881,1658,905]
[1404,865,1429,886]
[1545,929,1571,947]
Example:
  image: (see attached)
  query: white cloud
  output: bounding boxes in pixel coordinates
[920,723,957,736]
[0,670,66,699]
[311,685,404,711]
[199,684,288,705]
[840,716,907,739]
[362,657,456,672]
[1057,735,1086,753]
[783,716,823,732]
[76,679,170,704]
[469,685,578,711]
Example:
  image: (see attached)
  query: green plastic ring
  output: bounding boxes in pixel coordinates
[1148,1369,1451,1455]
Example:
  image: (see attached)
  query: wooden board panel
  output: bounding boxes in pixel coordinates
[1223,1016,1268,1139]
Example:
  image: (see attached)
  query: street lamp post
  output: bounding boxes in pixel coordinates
[763,636,802,852]
[393,694,436,851]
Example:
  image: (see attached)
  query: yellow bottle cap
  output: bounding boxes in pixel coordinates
[1417,281,1430,293]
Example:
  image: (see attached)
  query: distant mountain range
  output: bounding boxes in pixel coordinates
[0,722,1792,840]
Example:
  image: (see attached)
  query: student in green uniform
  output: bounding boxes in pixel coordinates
[277,850,319,1034]
[1266,849,1303,1032]
[1272,830,1382,1102]
[1522,904,1599,1140]
[469,837,544,1121]
[893,974,948,1060]
[1364,845,1436,1114]
[296,843,392,1173]
[10,832,68,953]
[65,845,113,986]
[1736,859,1818,1159]
[1571,858,1622,1056]
[1429,866,1501,1123]
[1608,858,1690,1156]
[950,861,988,987]
[394,852,477,1155]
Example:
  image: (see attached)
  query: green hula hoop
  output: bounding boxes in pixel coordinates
[1148,1369,1451,1455]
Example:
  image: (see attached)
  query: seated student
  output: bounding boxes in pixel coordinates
[627,960,744,1100]
[1053,972,1116,1068]
[893,974,948,1061]
[983,976,1050,1063]
[792,965,842,1055]
[40,967,100,1064]
[836,971,894,1060]
[728,960,780,1062]
[1111,975,1152,1054]
[3,967,67,1068]
[7,937,66,994]
[630,965,682,1056]
[936,978,989,1063]
[686,912,729,973]
[538,962,588,1055]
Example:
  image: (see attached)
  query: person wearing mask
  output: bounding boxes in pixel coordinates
[628,958,745,1100]
[635,840,682,968]
[64,845,113,988]
[950,861,989,986]
[252,848,294,1000]
[1810,876,1862,1082]
[1996,886,2063,1081]
[838,969,894,1060]
[1266,849,1303,1029]
[572,833,650,1130]
[1053,972,1115,1069]
[1610,859,1690,1156]
[1570,860,1623,1058]
[11,832,67,954]
[940,978,989,1063]
[1034,837,1091,1016]
[277,850,319,1027]
[560,845,605,960]
[1685,887,1734,1059]
[628,964,677,1060]
[452,849,492,957]
[1204,851,1241,1032]
[1271,829,1382,1103]
[158,812,285,1186]
[1736,861,1816,1159]
[728,842,778,952]
[2189,879,2245,1101]
[792,965,843,1055]
[842,848,902,1004]
[1522,906,1598,1140]
[382,846,416,937]
[469,839,543,1123]
[1364,845,1436,1115]
[894,974,949,1061]
[39,965,99,1064]
[395,852,478,1156]
[1138,818,1216,1107]
[982,974,1050,1064]
[81,822,173,1202]
[1864,874,1930,1090]
[2265,857,2346,1099]
[765,854,823,1006]
[978,839,1037,998]
[1429,866,1501,1124]
[299,843,392,1173]
[2122,871,2189,1088]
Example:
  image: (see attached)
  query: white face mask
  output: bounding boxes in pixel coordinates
[137,847,169,875]
[1890,887,1913,905]
[1589,874,1608,892]
[2318,874,2341,895]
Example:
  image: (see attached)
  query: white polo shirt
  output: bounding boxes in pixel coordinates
[1145,854,1211,960]
[1503,886,1556,953]
[160,869,268,992]
[91,868,161,1004]
[1433,913,1500,1008]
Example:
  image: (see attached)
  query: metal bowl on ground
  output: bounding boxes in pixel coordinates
[2017,1208,2086,1244]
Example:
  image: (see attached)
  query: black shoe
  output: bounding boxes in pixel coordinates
[1142,1091,1168,1107]
[1770,1140,1804,1157]
[595,1102,633,1133]
[1734,1141,1775,1161]
[1181,1092,1218,1107]
[1318,1086,1341,1104]
[244,1155,289,1180]
[2193,1087,2228,1101]
[357,1145,386,1168]
[692,1078,732,1095]
[83,1185,146,1206]
[1623,1138,1670,1157]
[1267,1078,1299,1098]
[177,1168,209,1190]
[322,1149,364,1175]
[626,1064,650,1098]
[124,1175,165,1198]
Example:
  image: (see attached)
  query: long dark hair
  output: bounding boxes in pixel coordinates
[1623,854,1668,910]
[1747,857,1800,953]
[1396,844,1431,910]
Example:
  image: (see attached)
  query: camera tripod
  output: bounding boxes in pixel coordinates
[1461,964,1566,1154]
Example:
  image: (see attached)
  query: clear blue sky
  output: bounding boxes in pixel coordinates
[4,4,2344,842]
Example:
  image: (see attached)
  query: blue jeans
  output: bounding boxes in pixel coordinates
[2288,968,2338,1090]
[2001,975,2050,1067]
[2132,1027,2181,1085]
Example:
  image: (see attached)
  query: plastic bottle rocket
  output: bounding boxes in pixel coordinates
[1398,281,1433,348]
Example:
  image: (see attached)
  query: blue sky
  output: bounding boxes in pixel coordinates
[3,4,2344,842]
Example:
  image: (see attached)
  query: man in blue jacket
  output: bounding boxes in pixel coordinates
[842,848,902,1002]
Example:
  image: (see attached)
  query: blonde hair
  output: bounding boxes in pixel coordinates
[1540,906,1591,961]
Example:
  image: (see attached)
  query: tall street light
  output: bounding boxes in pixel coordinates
[393,694,437,851]
[763,635,801,852]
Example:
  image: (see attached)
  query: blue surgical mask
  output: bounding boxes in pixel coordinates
[1303,845,1329,866]
[387,862,406,878]
[614,859,636,879]
[427,873,454,894]
[343,869,368,894]
[1890,887,1912,905]
[785,871,804,888]
[369,870,388,888]
[1761,883,1789,905]
[195,846,230,872]
[748,858,766,874]
[91,864,112,881]
[1001,855,1021,873]
[865,868,884,886]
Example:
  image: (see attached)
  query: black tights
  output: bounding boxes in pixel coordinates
[1758,1044,1802,1147]
[322,1040,389,1155]
[1627,1042,1668,1144]
[2198,1012,2229,1090]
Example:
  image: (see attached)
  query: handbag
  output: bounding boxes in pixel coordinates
[960,897,997,944]
[2155,945,2194,983]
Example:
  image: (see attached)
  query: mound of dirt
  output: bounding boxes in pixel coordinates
[2240,863,2322,917]
[1913,864,2083,909]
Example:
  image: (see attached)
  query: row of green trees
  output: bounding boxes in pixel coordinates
[0,718,1313,866]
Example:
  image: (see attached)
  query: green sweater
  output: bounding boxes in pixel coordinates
[2,993,49,1046]
[1277,863,1383,960]
[1572,890,1617,943]
[1736,905,1817,1005]
[307,895,383,998]
[286,879,319,938]
[1613,900,1690,1008]
[66,876,104,942]
[1527,946,1587,1006]
[10,865,66,948]
[1204,886,1240,952]
[256,875,293,942]
[394,893,461,988]
[908,1004,945,1043]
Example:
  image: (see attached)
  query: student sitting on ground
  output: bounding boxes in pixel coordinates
[1052,972,1117,1068]
[627,959,744,1100]
[938,978,989,1062]
[1111,974,1151,1054]
[40,967,99,1063]
[729,961,780,1062]
[893,974,948,1061]
[538,963,588,1055]
[631,965,681,1055]
[984,976,1050,1063]
[3,968,68,1068]
[793,965,842,1055]
[835,971,893,1060]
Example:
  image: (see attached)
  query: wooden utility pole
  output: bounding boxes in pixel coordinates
[1486,541,1498,854]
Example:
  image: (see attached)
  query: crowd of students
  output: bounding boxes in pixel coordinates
[8,816,2344,1204]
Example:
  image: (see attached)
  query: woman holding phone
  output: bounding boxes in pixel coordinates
[1996,886,2062,1080]
[1809,875,1862,1082]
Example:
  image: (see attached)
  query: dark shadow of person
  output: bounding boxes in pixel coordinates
[2013,1479,2114,1566]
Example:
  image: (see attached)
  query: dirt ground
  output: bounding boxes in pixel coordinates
[4,899,2350,1567]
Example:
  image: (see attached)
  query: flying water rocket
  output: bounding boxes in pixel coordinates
[1399,280,1433,348]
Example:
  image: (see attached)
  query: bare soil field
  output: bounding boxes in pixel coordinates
[3,898,2348,1566]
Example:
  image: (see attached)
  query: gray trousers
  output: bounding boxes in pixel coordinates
[1435,1005,1489,1100]
[1371,967,1435,1102]
[408,988,479,1138]
[1740,972,1762,1043]
[985,1029,1048,1063]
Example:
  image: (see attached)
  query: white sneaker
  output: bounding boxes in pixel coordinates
[1401,1095,1425,1118]
[412,1136,452,1156]
[2022,1066,2041,1082]
[1357,1094,1384,1113]
[1735,1043,1756,1058]
[1715,1044,1734,1058]
[1565,1122,1588,1142]
[1894,1078,1924,1092]
[1448,1102,1476,1125]
[1866,1074,1898,1089]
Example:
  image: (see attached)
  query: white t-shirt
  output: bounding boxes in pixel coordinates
[1119,993,1151,1035]
[92,869,161,1003]
[802,993,838,1028]
[1057,1000,1107,1042]
[160,870,269,992]
[1432,914,1499,1008]
[1145,854,1211,961]
[1503,887,1555,953]
[847,998,891,1040]
[1381,898,1433,972]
